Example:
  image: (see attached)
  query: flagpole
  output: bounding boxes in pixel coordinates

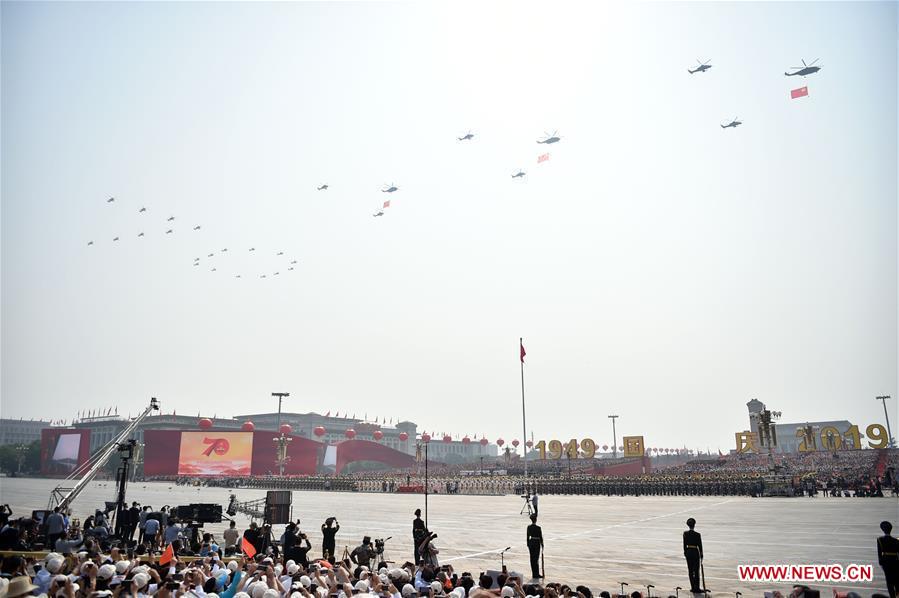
[520,337,528,480]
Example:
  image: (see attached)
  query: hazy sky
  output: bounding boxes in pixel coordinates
[2,1,896,452]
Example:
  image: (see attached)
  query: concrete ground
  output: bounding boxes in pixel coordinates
[3,479,896,596]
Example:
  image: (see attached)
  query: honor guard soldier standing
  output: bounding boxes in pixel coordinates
[877,520,899,598]
[526,514,543,579]
[413,509,426,564]
[683,518,703,593]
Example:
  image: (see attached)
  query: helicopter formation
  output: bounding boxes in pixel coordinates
[685,57,822,130]
[85,54,824,280]
[89,198,299,279]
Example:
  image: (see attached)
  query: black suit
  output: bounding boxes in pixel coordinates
[322,523,339,560]
[683,529,703,593]
[413,517,426,564]
[878,534,899,598]
[527,523,543,579]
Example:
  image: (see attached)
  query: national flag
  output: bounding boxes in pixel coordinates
[791,86,808,99]
[241,536,257,558]
[520,339,526,363]
[383,200,391,209]
[537,153,549,163]
[159,543,175,565]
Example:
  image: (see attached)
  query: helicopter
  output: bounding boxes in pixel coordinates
[688,59,712,74]
[511,170,526,179]
[277,251,284,256]
[165,229,173,234]
[193,225,201,231]
[211,268,217,272]
[167,216,175,222]
[317,184,329,191]
[273,271,280,276]
[248,247,255,252]
[235,275,241,278]
[139,207,147,213]
[720,117,742,129]
[381,183,399,193]
[537,131,561,144]
[87,241,94,246]
[457,130,474,141]
[290,260,298,265]
[373,211,384,217]
[137,232,145,237]
[785,59,821,77]
[193,262,200,266]
[106,197,115,203]
[112,236,120,242]
[288,267,295,271]
[221,248,228,253]
[208,253,214,258]
[260,274,267,279]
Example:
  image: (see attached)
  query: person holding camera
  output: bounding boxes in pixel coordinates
[321,517,339,561]
[350,536,377,569]
[419,530,439,568]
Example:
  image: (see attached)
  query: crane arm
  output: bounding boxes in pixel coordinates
[50,397,159,512]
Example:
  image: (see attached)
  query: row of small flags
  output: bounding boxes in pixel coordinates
[76,407,118,419]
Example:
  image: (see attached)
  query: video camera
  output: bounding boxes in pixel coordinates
[374,536,392,555]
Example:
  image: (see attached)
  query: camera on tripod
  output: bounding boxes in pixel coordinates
[374,536,391,555]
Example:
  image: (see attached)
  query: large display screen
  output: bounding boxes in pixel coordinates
[40,429,91,476]
[177,431,254,476]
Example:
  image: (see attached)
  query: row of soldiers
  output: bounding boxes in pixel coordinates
[515,476,766,496]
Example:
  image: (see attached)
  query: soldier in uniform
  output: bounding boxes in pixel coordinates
[877,521,899,598]
[683,518,703,594]
[526,514,543,579]
[412,509,426,564]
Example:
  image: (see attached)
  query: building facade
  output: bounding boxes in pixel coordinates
[64,410,497,462]
[0,418,51,446]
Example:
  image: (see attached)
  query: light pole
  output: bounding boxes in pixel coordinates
[15,444,27,474]
[875,395,894,448]
[608,415,619,459]
[272,392,290,430]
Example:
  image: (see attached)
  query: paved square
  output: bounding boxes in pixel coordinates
[2,480,895,595]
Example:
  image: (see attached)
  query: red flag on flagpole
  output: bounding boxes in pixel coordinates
[241,537,257,558]
[537,153,550,163]
[791,86,808,99]
[383,200,391,209]
[520,340,526,363]
[159,544,175,565]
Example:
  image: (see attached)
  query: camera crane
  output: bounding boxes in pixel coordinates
[48,397,160,513]
[226,494,267,522]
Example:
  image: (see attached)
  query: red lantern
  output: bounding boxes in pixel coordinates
[497,438,505,447]
[241,421,255,432]
[198,418,212,430]
[462,436,471,444]
[313,426,326,437]
[526,440,533,448]
[443,435,452,444]
[345,429,356,439]
[421,433,431,443]
[602,444,609,451]
[373,430,384,441]
[399,432,409,441]
[479,438,489,446]
[279,424,292,435]
[512,439,520,447]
